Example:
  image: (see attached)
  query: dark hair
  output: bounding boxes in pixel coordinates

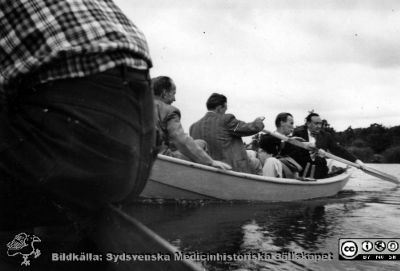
[152,76,174,96]
[206,93,227,110]
[248,138,260,151]
[305,112,320,123]
[275,112,293,128]
[259,134,281,155]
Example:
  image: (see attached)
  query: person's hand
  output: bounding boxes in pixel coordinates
[211,160,232,170]
[254,116,265,130]
[289,136,306,142]
[355,159,366,169]
[317,149,327,158]
[303,142,316,150]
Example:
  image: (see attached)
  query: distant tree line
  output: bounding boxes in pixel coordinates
[323,122,400,163]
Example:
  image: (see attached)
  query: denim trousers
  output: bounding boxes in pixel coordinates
[0,67,155,229]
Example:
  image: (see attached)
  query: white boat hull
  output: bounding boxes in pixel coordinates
[141,155,351,202]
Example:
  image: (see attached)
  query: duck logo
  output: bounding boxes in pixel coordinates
[6,233,41,266]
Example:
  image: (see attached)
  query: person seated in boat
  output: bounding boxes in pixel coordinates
[189,93,264,174]
[288,112,365,179]
[258,134,301,178]
[245,134,263,174]
[275,112,294,136]
[246,134,261,153]
[258,112,301,173]
[260,112,295,152]
[266,112,306,149]
[152,76,231,170]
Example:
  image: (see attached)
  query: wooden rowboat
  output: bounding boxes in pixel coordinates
[141,154,351,202]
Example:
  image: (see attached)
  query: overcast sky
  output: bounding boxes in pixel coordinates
[115,0,400,138]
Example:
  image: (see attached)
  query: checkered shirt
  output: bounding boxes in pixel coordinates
[0,0,152,89]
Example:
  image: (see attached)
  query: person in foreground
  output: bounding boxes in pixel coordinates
[290,112,365,179]
[0,0,155,230]
[152,76,231,170]
[190,93,264,174]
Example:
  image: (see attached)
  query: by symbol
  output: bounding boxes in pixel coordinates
[374,240,386,252]
[362,241,373,252]
[387,241,399,252]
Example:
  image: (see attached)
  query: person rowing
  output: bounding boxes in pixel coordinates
[284,112,365,179]
[258,113,302,178]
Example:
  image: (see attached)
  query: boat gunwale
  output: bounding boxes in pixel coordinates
[155,154,350,186]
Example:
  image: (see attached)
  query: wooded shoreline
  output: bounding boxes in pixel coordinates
[327,123,400,163]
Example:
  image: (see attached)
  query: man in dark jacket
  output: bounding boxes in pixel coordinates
[289,112,365,178]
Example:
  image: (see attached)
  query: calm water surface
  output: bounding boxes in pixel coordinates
[126,164,400,271]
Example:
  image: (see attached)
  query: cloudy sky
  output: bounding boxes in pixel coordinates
[116,0,400,138]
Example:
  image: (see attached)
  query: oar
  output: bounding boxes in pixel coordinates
[90,204,205,271]
[263,130,399,184]
[12,204,204,270]
[318,150,399,184]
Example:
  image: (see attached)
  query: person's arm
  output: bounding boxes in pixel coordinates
[323,133,358,162]
[167,118,231,170]
[283,129,310,157]
[225,114,264,137]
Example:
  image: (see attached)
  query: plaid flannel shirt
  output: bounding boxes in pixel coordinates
[0,0,152,89]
